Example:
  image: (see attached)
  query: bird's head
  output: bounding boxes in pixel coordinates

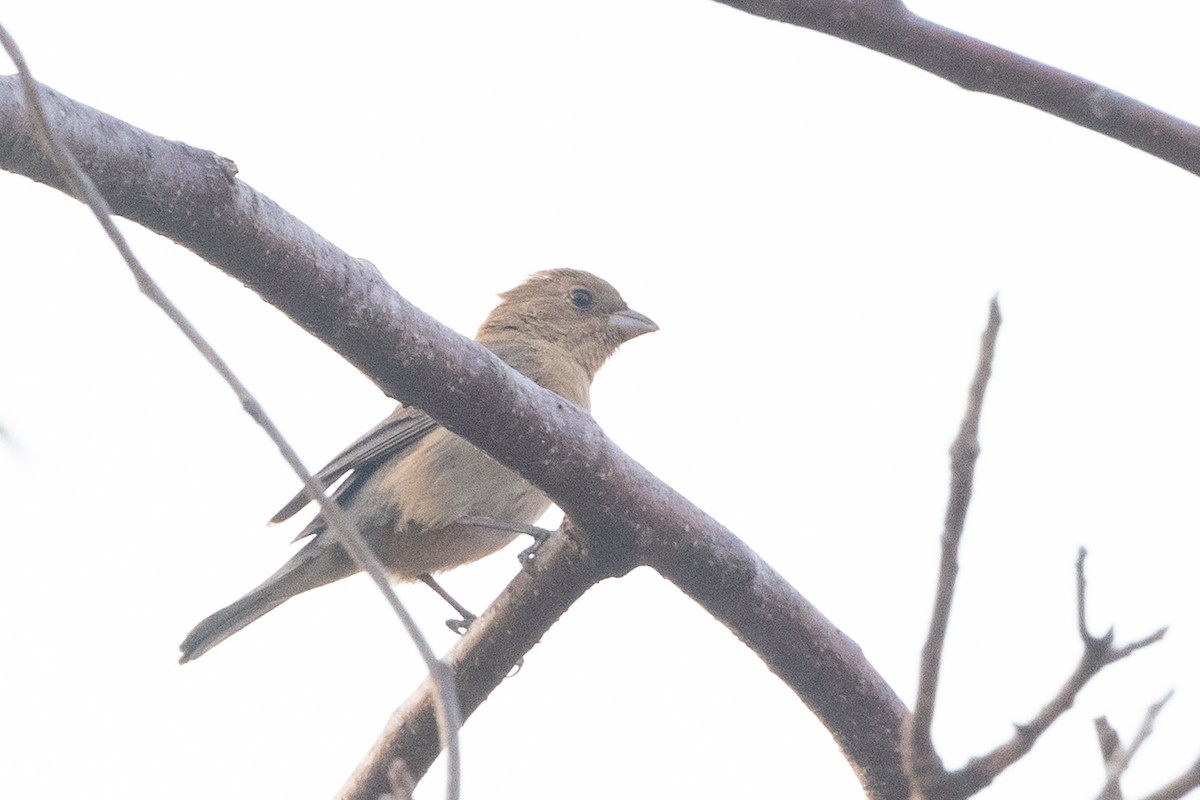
[478,269,657,381]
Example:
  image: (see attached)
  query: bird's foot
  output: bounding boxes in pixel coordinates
[420,573,479,632]
[517,528,554,571]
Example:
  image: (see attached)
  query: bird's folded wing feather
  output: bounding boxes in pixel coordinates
[268,405,441,524]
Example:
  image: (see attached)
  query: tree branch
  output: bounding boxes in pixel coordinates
[0,29,465,800]
[711,1,1200,177]
[898,300,1172,800]
[1096,691,1200,800]
[909,548,1168,800]
[903,297,1001,795]
[338,522,603,799]
[0,77,910,800]
[1095,691,1174,800]
[1143,756,1200,800]
[1095,717,1125,800]
[6,3,1197,793]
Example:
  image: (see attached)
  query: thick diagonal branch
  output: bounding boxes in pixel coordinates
[338,525,604,799]
[0,78,909,800]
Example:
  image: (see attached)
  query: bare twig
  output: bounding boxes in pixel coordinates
[1095,690,1174,800]
[0,22,467,799]
[909,548,1168,800]
[1143,755,1200,800]
[1094,690,1200,800]
[1073,549,1168,666]
[953,552,1166,792]
[1095,718,1125,800]
[899,302,1173,800]
[903,297,1002,792]
[712,1,1200,177]
[1096,718,1122,764]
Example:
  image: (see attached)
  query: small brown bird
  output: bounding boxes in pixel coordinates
[179,269,656,662]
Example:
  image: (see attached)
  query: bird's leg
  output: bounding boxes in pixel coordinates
[419,573,476,635]
[420,570,527,677]
[457,516,554,570]
[457,516,550,539]
[422,519,554,634]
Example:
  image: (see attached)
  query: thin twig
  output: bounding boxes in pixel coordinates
[1075,549,1169,665]
[920,551,1167,799]
[0,22,465,800]
[1094,717,1125,800]
[904,297,1002,790]
[1096,718,1122,764]
[1096,691,1175,800]
[898,299,1175,800]
[1143,755,1200,800]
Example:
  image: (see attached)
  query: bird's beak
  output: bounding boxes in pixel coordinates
[608,307,659,342]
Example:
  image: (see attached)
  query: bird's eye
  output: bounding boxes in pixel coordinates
[569,288,594,310]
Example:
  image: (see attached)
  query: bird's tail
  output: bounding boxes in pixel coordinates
[178,538,354,663]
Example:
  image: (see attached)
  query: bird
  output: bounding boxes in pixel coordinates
[179,269,657,662]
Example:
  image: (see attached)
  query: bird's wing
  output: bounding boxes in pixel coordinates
[268,404,441,524]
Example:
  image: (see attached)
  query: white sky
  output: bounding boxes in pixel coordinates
[2,2,1200,798]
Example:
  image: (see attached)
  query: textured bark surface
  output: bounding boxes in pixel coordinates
[0,75,910,799]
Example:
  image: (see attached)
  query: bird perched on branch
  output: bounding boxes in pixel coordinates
[179,269,657,662]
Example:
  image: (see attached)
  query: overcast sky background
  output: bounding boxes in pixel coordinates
[3,2,1200,798]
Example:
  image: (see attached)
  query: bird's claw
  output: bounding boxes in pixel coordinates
[445,615,476,636]
[517,528,553,571]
